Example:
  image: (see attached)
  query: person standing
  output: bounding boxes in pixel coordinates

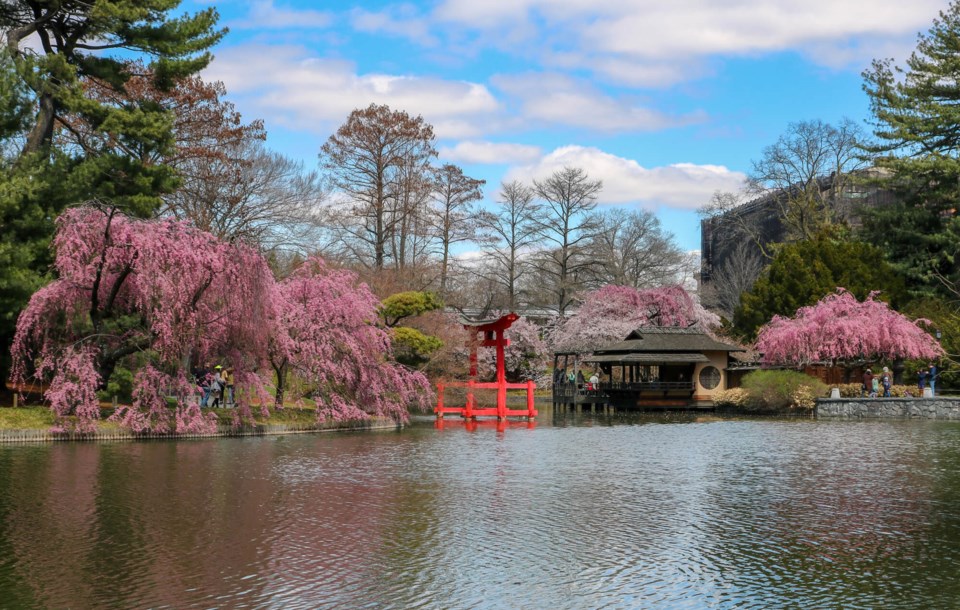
[918,368,928,395]
[225,367,235,407]
[862,368,874,398]
[196,363,212,407]
[929,363,938,397]
[210,365,224,408]
[881,367,892,398]
[588,372,600,391]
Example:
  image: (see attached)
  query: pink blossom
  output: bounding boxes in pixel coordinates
[12,205,430,431]
[552,285,719,353]
[268,257,433,423]
[462,315,549,382]
[756,288,943,366]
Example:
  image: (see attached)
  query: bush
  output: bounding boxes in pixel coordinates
[791,385,818,410]
[713,388,749,408]
[391,326,443,368]
[740,369,829,412]
[837,383,863,398]
[834,382,922,398]
[891,384,921,398]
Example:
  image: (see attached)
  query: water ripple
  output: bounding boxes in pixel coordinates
[0,417,959,607]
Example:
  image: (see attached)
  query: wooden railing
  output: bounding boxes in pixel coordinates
[552,381,695,399]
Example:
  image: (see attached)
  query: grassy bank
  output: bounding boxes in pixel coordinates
[0,403,331,432]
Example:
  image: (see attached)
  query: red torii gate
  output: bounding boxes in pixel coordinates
[435,313,538,421]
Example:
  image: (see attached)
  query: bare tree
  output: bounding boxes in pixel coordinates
[165,140,327,254]
[388,156,434,273]
[64,70,324,254]
[427,164,485,295]
[320,104,436,270]
[477,180,540,310]
[530,166,602,315]
[699,189,772,257]
[749,118,868,240]
[584,208,686,288]
[700,240,765,319]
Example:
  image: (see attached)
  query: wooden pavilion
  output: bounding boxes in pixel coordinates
[553,326,744,412]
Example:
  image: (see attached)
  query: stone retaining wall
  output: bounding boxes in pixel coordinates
[817,398,960,419]
[0,418,399,444]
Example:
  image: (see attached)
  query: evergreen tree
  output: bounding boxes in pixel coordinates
[0,1,225,387]
[861,1,960,295]
[734,233,906,340]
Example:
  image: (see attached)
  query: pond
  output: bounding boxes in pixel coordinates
[1,411,959,608]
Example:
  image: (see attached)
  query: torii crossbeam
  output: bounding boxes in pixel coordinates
[435,313,537,421]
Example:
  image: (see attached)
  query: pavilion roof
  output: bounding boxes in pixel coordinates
[593,326,744,355]
[585,352,710,364]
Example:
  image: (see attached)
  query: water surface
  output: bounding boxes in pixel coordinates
[1,412,959,608]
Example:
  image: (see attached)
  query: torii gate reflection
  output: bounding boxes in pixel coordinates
[434,313,538,423]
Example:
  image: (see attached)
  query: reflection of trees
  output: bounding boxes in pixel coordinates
[0,439,364,606]
[697,424,957,605]
[4,423,960,606]
[0,447,51,608]
[348,430,445,604]
[6,446,104,606]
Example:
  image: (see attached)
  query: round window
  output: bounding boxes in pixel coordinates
[699,366,721,390]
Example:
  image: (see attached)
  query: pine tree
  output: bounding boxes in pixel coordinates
[861,1,960,295]
[0,1,224,386]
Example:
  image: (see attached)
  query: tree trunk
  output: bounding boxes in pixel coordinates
[274,362,287,408]
[22,92,56,157]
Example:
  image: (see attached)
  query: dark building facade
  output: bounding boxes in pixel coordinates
[699,172,898,287]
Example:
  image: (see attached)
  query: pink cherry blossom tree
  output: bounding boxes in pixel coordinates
[756,289,943,367]
[13,205,433,431]
[268,257,432,422]
[11,204,275,432]
[551,285,720,353]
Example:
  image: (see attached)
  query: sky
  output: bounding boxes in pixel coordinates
[186,0,950,252]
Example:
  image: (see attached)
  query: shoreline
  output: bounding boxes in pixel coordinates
[0,416,401,444]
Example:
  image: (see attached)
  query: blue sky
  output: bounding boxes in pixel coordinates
[187,0,949,252]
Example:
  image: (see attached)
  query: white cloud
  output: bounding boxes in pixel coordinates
[506,145,746,210]
[420,0,945,85]
[231,1,333,30]
[576,2,939,61]
[204,44,500,138]
[493,73,706,131]
[439,141,543,164]
[350,7,438,46]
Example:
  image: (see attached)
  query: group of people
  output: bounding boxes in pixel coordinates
[862,363,938,398]
[553,368,601,390]
[192,364,235,408]
[917,363,938,396]
[861,367,893,398]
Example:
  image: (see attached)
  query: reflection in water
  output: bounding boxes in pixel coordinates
[0,416,959,608]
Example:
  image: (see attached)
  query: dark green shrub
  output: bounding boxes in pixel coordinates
[98,365,134,403]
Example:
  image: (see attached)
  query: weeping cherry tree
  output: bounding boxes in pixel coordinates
[756,289,943,369]
[552,285,721,354]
